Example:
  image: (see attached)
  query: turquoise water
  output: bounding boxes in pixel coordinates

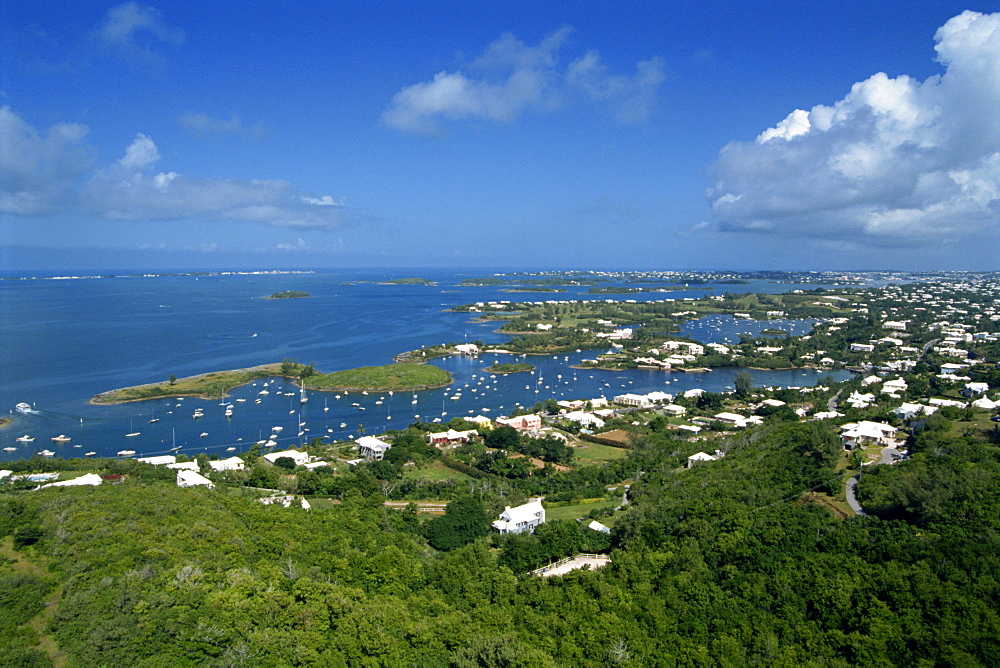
[0,271,850,461]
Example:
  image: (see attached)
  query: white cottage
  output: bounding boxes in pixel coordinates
[492,499,546,534]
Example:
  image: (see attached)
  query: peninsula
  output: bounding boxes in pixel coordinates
[92,361,451,404]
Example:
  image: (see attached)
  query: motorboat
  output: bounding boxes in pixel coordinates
[38,449,55,456]
[51,434,71,443]
[16,435,34,443]
[85,451,96,456]
[117,450,135,456]
[15,402,33,414]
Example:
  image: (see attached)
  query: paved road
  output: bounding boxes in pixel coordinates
[827,389,843,412]
[845,475,865,515]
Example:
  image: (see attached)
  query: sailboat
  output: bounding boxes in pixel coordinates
[299,386,308,404]
[149,406,159,423]
[323,397,329,412]
[169,428,181,451]
[125,419,140,438]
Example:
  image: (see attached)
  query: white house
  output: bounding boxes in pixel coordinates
[209,456,246,471]
[686,451,718,467]
[263,449,310,466]
[840,422,898,449]
[355,436,392,460]
[614,393,651,408]
[562,411,606,428]
[850,343,875,352]
[453,343,479,355]
[176,469,214,488]
[137,455,176,466]
[893,403,925,420]
[713,412,748,428]
[167,461,199,471]
[493,499,545,534]
[961,382,989,397]
[661,404,687,416]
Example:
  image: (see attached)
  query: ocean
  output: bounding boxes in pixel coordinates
[0,269,851,461]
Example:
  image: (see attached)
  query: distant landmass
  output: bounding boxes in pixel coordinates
[264,290,310,299]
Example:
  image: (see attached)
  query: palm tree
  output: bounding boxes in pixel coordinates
[357,423,366,436]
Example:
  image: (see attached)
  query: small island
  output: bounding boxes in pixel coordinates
[264,290,310,299]
[484,362,535,374]
[378,277,436,285]
[92,361,451,404]
[306,363,450,391]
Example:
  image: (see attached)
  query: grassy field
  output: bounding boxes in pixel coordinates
[307,363,451,391]
[573,441,630,463]
[544,498,619,522]
[404,459,473,482]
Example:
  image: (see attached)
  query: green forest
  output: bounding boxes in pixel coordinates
[2,412,999,666]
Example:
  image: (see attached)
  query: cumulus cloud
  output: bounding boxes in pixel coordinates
[382,27,664,134]
[178,112,265,139]
[707,10,1000,247]
[0,107,345,229]
[93,2,183,62]
[0,106,93,215]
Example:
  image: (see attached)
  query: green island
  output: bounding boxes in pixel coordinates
[92,360,451,403]
[264,290,310,299]
[91,363,288,403]
[484,362,535,374]
[305,363,450,391]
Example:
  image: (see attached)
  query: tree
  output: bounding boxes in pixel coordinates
[485,426,520,451]
[273,457,296,471]
[168,373,177,386]
[426,497,492,551]
[734,370,754,399]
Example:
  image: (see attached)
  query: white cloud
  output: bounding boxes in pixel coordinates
[0,106,93,215]
[0,107,345,229]
[707,10,1000,247]
[178,112,265,139]
[382,27,664,134]
[93,2,183,62]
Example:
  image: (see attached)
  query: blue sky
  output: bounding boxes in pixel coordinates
[2,1,998,271]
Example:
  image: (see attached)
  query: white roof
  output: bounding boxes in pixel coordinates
[688,451,717,462]
[37,473,103,489]
[499,499,545,524]
[209,456,246,471]
[355,436,390,450]
[136,455,177,466]
[263,449,310,465]
[167,461,199,470]
[176,469,214,487]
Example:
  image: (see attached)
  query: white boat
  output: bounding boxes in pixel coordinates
[38,449,55,456]
[15,402,33,414]
[51,434,71,443]
[225,408,233,417]
[272,426,283,432]
[2,447,15,452]
[300,387,308,404]
[126,419,140,437]
[117,450,135,456]
[16,435,34,442]
[259,390,269,395]
[85,451,96,456]
[199,432,208,438]
[226,447,236,452]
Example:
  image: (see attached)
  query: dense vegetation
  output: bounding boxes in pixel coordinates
[3,411,998,666]
[306,363,451,391]
[265,291,310,299]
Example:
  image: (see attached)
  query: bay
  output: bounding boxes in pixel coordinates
[0,270,851,462]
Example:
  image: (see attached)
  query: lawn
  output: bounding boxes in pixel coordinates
[544,498,619,522]
[573,441,630,463]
